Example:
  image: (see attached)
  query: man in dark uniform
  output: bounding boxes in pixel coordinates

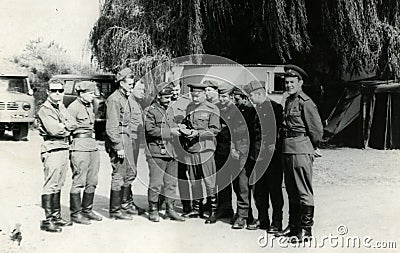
[105,68,140,220]
[67,81,102,225]
[37,79,77,232]
[230,87,255,229]
[144,83,185,222]
[243,81,284,232]
[180,82,221,224]
[276,65,323,243]
[214,84,236,220]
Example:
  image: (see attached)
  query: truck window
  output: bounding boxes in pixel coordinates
[273,73,285,93]
[64,80,75,94]
[0,77,28,93]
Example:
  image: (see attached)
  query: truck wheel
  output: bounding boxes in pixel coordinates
[13,123,29,141]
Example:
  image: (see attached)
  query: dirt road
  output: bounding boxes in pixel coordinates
[0,130,399,253]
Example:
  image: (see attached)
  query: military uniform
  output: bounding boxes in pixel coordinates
[37,98,77,232]
[181,82,221,223]
[67,81,102,224]
[144,84,185,222]
[279,65,323,241]
[105,86,143,218]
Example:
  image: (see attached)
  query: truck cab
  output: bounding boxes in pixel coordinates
[0,74,35,140]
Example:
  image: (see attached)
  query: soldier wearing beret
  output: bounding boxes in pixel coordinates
[105,67,143,220]
[214,83,236,220]
[67,81,102,225]
[242,81,284,232]
[37,79,77,232]
[276,65,323,242]
[180,82,221,224]
[144,83,185,222]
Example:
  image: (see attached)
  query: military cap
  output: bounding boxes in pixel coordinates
[284,64,308,79]
[75,81,97,93]
[232,86,246,96]
[202,80,219,89]
[156,82,173,95]
[217,83,234,94]
[116,67,134,82]
[187,82,208,92]
[243,80,265,94]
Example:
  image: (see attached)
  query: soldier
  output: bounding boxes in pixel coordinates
[37,79,77,232]
[144,83,185,222]
[243,81,284,231]
[276,65,323,243]
[204,80,219,104]
[230,87,256,229]
[67,81,102,225]
[214,84,236,220]
[105,67,142,220]
[180,82,221,224]
[169,81,193,215]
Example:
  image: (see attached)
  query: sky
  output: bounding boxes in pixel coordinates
[0,0,100,61]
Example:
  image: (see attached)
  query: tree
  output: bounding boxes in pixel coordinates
[90,0,400,81]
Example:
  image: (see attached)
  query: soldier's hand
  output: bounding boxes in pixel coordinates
[58,123,66,129]
[117,149,125,159]
[268,144,275,153]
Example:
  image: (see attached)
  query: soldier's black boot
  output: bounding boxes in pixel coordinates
[205,194,218,224]
[82,192,102,221]
[290,205,314,243]
[52,191,72,226]
[121,186,145,215]
[110,190,133,220]
[275,203,300,237]
[158,195,166,211]
[166,201,185,222]
[182,199,201,218]
[268,210,283,234]
[148,202,160,222]
[181,199,192,215]
[70,193,91,225]
[40,194,62,233]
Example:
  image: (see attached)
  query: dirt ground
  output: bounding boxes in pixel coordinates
[0,130,399,253]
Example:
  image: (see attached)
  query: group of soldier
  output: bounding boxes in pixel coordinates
[36,64,323,243]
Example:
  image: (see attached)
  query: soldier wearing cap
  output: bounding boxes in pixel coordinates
[169,81,193,215]
[105,67,143,220]
[144,83,185,222]
[242,80,284,232]
[180,82,221,224]
[203,80,219,104]
[37,79,77,232]
[214,83,236,220]
[230,86,256,229]
[276,65,323,242]
[67,81,102,225]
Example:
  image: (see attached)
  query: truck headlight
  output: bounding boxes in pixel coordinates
[22,102,31,111]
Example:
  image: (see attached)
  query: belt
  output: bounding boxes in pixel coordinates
[73,133,94,139]
[282,132,306,138]
[43,136,69,142]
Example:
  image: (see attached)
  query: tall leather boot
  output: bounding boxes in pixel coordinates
[182,199,201,218]
[148,202,160,222]
[205,194,218,224]
[121,186,145,215]
[166,200,185,222]
[275,203,300,237]
[70,193,91,225]
[40,194,62,233]
[291,205,314,243]
[110,190,133,220]
[158,195,166,211]
[52,191,72,226]
[181,199,192,215]
[82,192,102,221]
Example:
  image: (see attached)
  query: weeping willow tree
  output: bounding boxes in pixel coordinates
[90,0,400,80]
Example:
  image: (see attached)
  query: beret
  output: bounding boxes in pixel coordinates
[75,81,96,93]
[284,64,308,79]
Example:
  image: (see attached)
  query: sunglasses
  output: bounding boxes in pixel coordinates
[49,89,64,93]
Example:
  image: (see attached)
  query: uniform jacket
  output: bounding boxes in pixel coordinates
[215,101,236,156]
[249,99,282,161]
[37,100,77,153]
[67,98,97,151]
[232,104,256,156]
[144,101,178,158]
[182,100,220,153]
[282,91,323,154]
[105,89,143,151]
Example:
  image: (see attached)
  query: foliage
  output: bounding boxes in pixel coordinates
[90,0,400,80]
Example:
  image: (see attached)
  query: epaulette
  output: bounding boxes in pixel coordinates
[298,92,310,101]
[205,101,218,109]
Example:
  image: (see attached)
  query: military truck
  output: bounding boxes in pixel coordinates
[0,74,35,140]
